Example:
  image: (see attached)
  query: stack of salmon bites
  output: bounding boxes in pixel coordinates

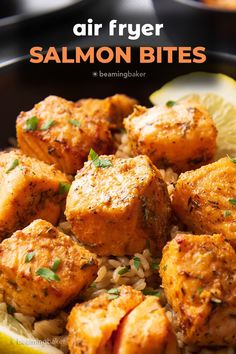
[0,91,235,354]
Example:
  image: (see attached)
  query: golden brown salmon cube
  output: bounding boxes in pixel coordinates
[172,157,236,249]
[0,219,98,317]
[160,233,236,346]
[67,285,144,354]
[65,155,171,256]
[0,149,70,240]
[76,94,138,129]
[113,296,180,354]
[17,95,114,174]
[124,102,217,172]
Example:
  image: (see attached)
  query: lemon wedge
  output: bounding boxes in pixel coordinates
[0,311,63,354]
[149,72,236,159]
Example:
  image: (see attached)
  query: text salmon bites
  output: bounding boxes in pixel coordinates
[65,154,171,256]
[0,149,70,241]
[124,102,217,172]
[160,234,236,346]
[0,219,98,317]
[17,95,114,174]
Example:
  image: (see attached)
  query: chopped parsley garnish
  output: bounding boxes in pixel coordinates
[151,261,159,270]
[133,257,141,270]
[229,198,236,206]
[6,159,19,173]
[90,282,97,289]
[40,120,56,131]
[198,287,204,294]
[68,119,81,128]
[51,258,61,272]
[36,268,60,282]
[58,181,71,194]
[108,294,119,300]
[166,100,177,108]
[118,266,129,275]
[163,264,168,271]
[224,210,232,217]
[25,251,35,263]
[107,288,120,300]
[228,155,236,164]
[25,116,39,131]
[107,288,119,295]
[89,148,112,169]
[7,304,16,314]
[142,289,161,297]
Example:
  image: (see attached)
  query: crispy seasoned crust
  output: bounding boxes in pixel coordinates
[65,155,171,256]
[17,95,114,174]
[172,157,236,249]
[67,285,144,354]
[114,296,180,354]
[0,219,98,317]
[76,94,138,129]
[160,233,236,346]
[0,149,69,240]
[124,102,217,172]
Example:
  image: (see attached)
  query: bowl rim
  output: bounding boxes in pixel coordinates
[172,0,236,13]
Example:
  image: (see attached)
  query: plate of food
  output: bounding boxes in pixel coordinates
[0,50,236,354]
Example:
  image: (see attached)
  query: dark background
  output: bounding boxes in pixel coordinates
[0,0,168,66]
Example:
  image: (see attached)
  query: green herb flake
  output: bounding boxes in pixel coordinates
[89,148,112,169]
[151,261,159,270]
[166,100,177,108]
[224,210,232,217]
[24,116,39,131]
[107,288,119,295]
[58,181,71,195]
[7,304,16,314]
[133,257,141,270]
[36,268,60,282]
[108,294,119,300]
[229,198,236,206]
[228,155,236,164]
[68,119,81,128]
[142,289,161,297]
[6,159,19,173]
[163,264,168,271]
[51,258,61,272]
[90,282,97,289]
[198,287,204,294]
[25,251,35,263]
[118,266,129,276]
[40,120,56,131]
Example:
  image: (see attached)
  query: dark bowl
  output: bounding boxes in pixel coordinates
[153,0,236,54]
[0,49,236,147]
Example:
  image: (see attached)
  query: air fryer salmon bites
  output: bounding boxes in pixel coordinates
[65,154,171,256]
[0,149,70,240]
[124,102,217,172]
[0,219,98,317]
[160,233,236,346]
[17,95,115,174]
